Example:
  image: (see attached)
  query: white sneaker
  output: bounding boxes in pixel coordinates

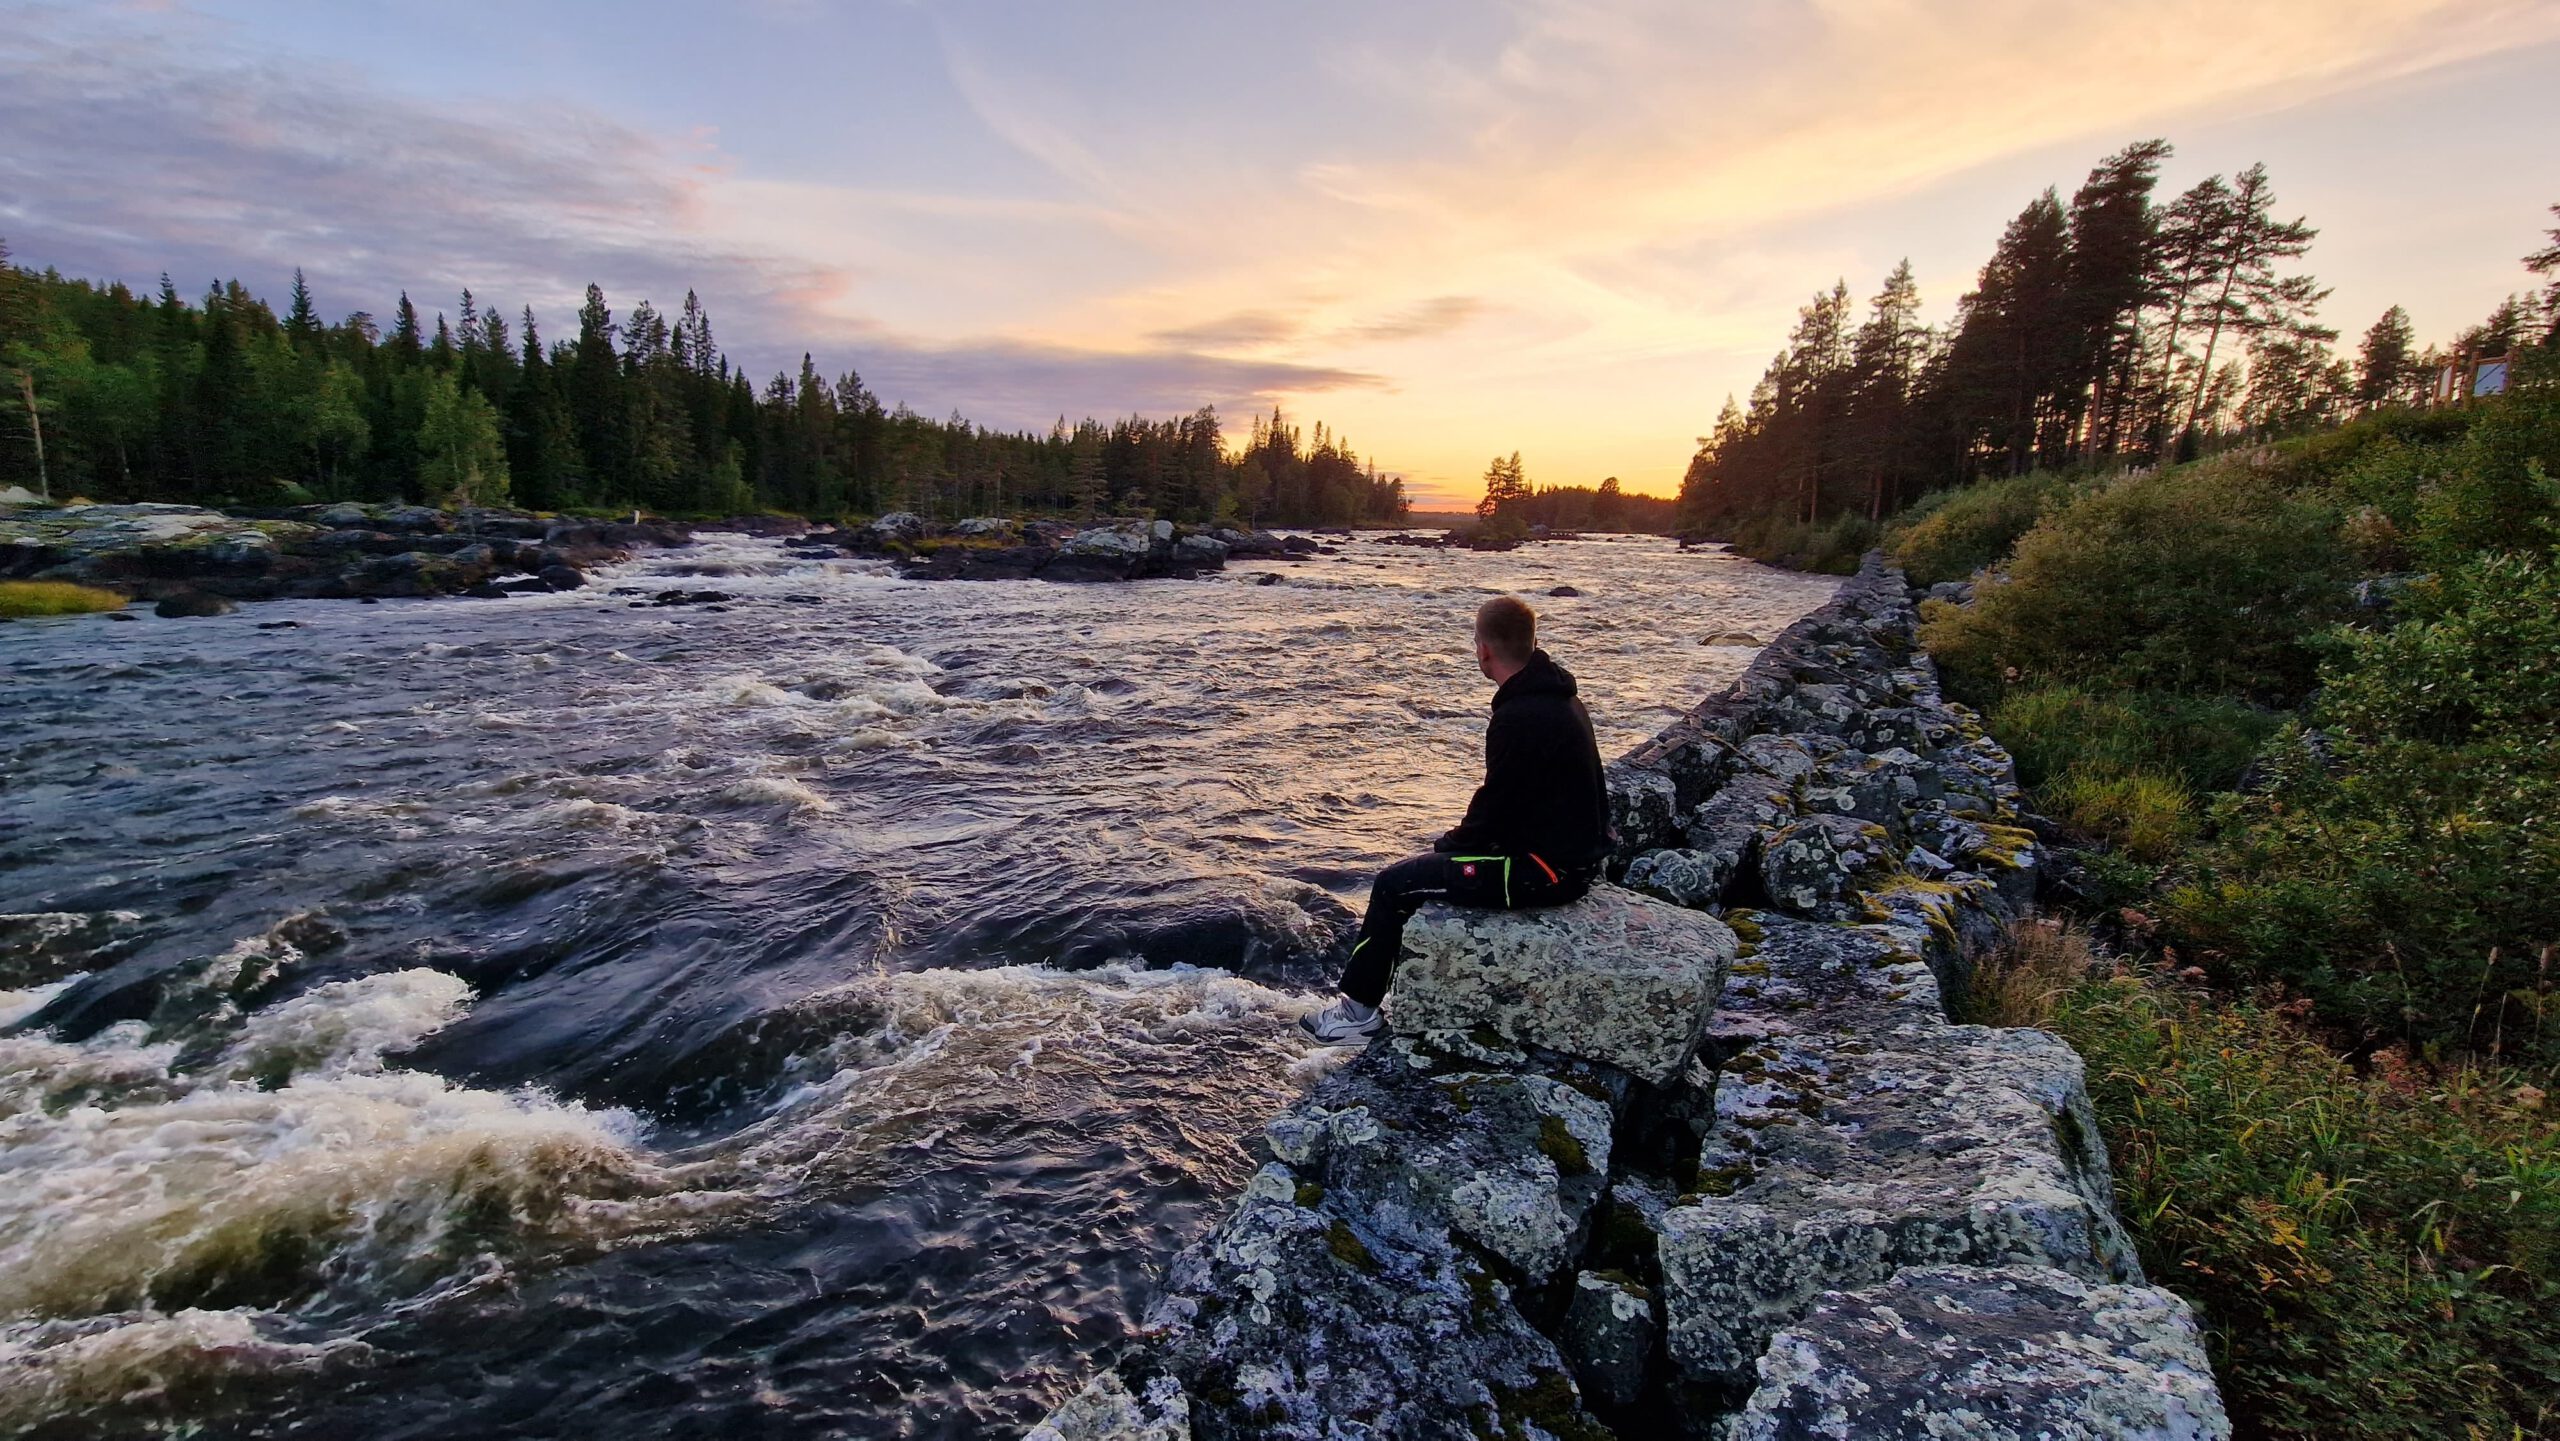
[1298,998,1383,1045]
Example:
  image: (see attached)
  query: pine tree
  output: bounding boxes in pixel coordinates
[284,268,321,349]
[2178,163,2322,439]
[389,291,423,363]
[2526,204,2560,344]
[2063,140,2169,457]
[2355,306,2415,410]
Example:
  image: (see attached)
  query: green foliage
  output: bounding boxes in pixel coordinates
[1921,455,2353,704]
[1716,510,1877,575]
[1991,686,2278,796]
[0,257,1404,527]
[1977,939,2560,1441]
[0,579,125,616]
[1885,469,2076,584]
[2169,549,2560,1065]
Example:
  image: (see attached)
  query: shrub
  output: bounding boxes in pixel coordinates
[1884,469,2076,585]
[1710,511,1879,575]
[0,580,127,617]
[1920,456,2353,705]
[2169,549,2560,1065]
[1970,924,2560,1441]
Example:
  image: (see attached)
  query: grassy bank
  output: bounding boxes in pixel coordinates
[1903,351,2559,1436]
[0,580,127,617]
[1970,924,2557,1439]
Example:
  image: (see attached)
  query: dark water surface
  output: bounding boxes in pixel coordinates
[0,534,1833,1437]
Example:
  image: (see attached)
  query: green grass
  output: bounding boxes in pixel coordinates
[1971,923,2560,1441]
[0,580,127,617]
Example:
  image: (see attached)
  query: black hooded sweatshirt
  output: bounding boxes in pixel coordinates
[1434,649,1612,870]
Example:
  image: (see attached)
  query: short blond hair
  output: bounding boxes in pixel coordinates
[1475,595,1535,664]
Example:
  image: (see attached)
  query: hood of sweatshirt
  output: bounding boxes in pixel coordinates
[1492,649,1577,707]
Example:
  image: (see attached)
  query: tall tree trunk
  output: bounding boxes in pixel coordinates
[17,369,48,502]
[2182,259,2244,438]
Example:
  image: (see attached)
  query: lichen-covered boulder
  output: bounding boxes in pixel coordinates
[1142,1163,1604,1440]
[1728,1265,2231,1441]
[1388,884,1735,1085]
[1660,1023,2138,1383]
[1026,1370,1191,1441]
[1271,1055,1614,1280]
[1757,815,1896,919]
[1560,1270,1657,1409]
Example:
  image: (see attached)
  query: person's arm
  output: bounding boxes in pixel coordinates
[1436,709,1525,852]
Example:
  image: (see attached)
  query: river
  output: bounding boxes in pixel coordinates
[0,532,1833,1438]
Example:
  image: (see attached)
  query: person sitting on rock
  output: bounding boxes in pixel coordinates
[1299,594,1613,1044]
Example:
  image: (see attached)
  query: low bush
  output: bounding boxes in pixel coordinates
[1717,511,1878,574]
[1884,469,2076,585]
[0,580,127,617]
[2169,549,2560,1066]
[1970,923,2560,1441]
[1920,457,2353,706]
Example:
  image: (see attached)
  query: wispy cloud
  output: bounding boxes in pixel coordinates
[0,3,1372,427]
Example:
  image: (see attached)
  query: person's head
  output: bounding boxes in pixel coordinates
[1474,595,1536,681]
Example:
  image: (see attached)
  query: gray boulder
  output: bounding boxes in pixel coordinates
[867,511,927,544]
[1387,884,1736,1085]
[1560,1270,1657,1410]
[1660,1023,2138,1384]
[1140,1162,1603,1440]
[1729,1265,2230,1441]
[1757,814,1897,919]
[952,516,1016,536]
[1269,1056,1614,1280]
[1026,1371,1191,1441]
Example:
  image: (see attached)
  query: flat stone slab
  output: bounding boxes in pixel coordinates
[1388,883,1735,1085]
[1661,1022,2138,1381]
[1027,1371,1191,1441]
[1728,1265,2231,1441]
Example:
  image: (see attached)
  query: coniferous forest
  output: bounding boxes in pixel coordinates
[0,254,1410,527]
[1679,139,2556,566]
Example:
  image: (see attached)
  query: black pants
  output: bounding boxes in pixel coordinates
[1338,850,1591,1007]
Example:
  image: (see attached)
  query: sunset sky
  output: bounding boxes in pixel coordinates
[4,1,2555,507]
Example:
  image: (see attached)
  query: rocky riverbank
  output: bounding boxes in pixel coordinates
[0,500,695,609]
[1033,555,2230,1439]
[793,512,1331,582]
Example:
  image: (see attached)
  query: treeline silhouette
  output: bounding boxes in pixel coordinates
[0,248,1410,525]
[1680,138,2556,551]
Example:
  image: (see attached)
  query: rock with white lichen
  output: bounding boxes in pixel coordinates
[1386,884,1735,1086]
[1025,1370,1192,1441]
[1659,1020,2138,1385]
[1727,1265,2231,1441]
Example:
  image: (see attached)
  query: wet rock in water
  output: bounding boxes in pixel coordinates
[106,611,137,621]
[1728,1266,2229,1441]
[1548,584,1581,597]
[1703,630,1762,647]
[1561,1270,1657,1410]
[783,593,824,605]
[154,590,237,618]
[0,911,146,988]
[1387,883,1736,1086]
[461,582,511,599]
[256,619,304,630]
[1250,572,1283,586]
[1026,1370,1191,1441]
[650,589,733,607]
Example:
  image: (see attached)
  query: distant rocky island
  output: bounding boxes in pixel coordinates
[0,498,1569,616]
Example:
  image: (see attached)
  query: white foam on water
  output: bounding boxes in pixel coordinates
[0,969,669,1348]
[0,1307,358,1433]
[0,974,87,1031]
[717,776,833,812]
